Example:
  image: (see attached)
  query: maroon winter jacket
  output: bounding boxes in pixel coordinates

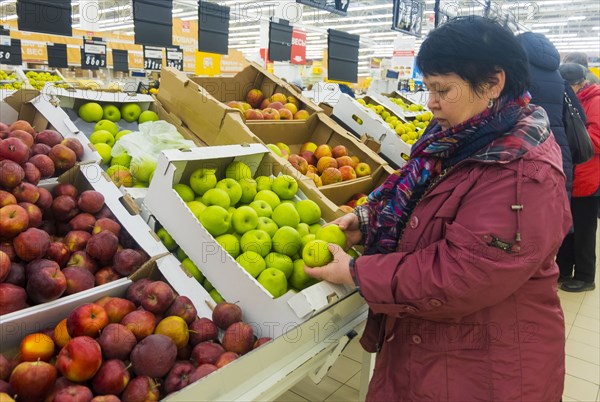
[574,83,600,197]
[354,106,572,401]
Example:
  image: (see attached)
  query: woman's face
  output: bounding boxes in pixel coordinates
[424,73,503,129]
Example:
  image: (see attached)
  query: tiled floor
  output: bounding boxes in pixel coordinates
[275,225,600,402]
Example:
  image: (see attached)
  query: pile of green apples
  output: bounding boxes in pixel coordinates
[160,161,348,299]
[387,96,425,112]
[0,70,23,90]
[24,70,67,90]
[79,102,160,188]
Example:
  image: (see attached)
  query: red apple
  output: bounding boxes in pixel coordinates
[9,361,57,402]
[288,154,309,175]
[77,191,105,214]
[8,120,35,135]
[141,280,176,314]
[253,336,273,349]
[12,182,39,204]
[53,384,93,402]
[189,364,217,383]
[52,195,79,222]
[0,283,27,314]
[28,154,55,178]
[26,264,66,303]
[23,163,40,186]
[92,218,121,237]
[130,334,177,378]
[91,359,130,396]
[64,230,92,252]
[164,361,196,395]
[121,309,157,340]
[97,323,137,360]
[331,145,348,158]
[222,322,254,355]
[49,144,77,171]
[45,241,71,267]
[189,318,218,345]
[0,204,29,239]
[56,336,103,382]
[262,108,280,120]
[67,251,98,274]
[121,376,160,402]
[166,295,198,325]
[86,231,119,263]
[14,227,50,261]
[94,267,121,286]
[339,165,357,181]
[0,243,15,262]
[246,88,264,108]
[126,278,152,306]
[69,213,96,232]
[102,297,136,323]
[215,351,240,368]
[267,101,285,110]
[36,187,53,211]
[191,342,225,366]
[317,156,338,174]
[7,130,34,148]
[31,143,51,156]
[0,137,30,164]
[63,266,95,296]
[61,138,84,159]
[66,303,109,338]
[212,302,242,330]
[0,251,9,283]
[244,109,264,120]
[336,155,355,168]
[259,98,271,110]
[0,191,16,208]
[300,151,317,166]
[53,183,79,199]
[112,249,145,276]
[321,167,343,185]
[314,144,333,160]
[17,202,42,228]
[36,130,63,147]
[0,160,25,189]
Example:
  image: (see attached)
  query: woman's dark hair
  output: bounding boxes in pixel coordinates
[416,16,529,99]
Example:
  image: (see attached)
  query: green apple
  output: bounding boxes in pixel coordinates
[240,229,272,257]
[254,190,280,210]
[157,227,178,251]
[236,251,266,278]
[94,143,112,164]
[181,258,204,283]
[257,217,278,238]
[266,143,283,157]
[186,200,207,219]
[110,152,131,168]
[176,247,188,261]
[272,203,300,228]
[90,130,115,146]
[316,225,347,249]
[203,278,214,292]
[106,164,128,177]
[295,200,322,225]
[257,268,288,298]
[309,223,322,235]
[276,142,291,155]
[216,178,243,206]
[79,102,103,123]
[226,161,252,181]
[138,110,159,124]
[174,184,195,202]
[130,156,157,184]
[121,103,142,123]
[290,259,319,290]
[106,165,133,187]
[189,168,218,196]
[231,206,259,235]
[102,104,121,122]
[199,205,231,237]
[133,183,147,188]
[265,252,294,278]
[201,188,231,209]
[303,239,333,267]
[271,175,298,200]
[238,178,257,205]
[115,130,132,141]
[272,227,302,257]
[249,200,273,218]
[256,176,273,192]
[210,289,224,303]
[94,119,120,136]
[215,234,241,259]
[296,223,310,238]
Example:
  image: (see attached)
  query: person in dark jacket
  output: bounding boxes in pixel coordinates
[517,32,580,198]
[564,52,600,84]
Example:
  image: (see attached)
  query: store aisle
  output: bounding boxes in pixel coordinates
[276,224,600,402]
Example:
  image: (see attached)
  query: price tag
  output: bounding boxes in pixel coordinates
[82,39,106,70]
[0,39,22,66]
[166,47,183,71]
[0,35,10,46]
[143,46,163,71]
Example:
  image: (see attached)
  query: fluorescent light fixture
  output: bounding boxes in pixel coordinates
[531,22,568,27]
[532,29,551,33]
[348,28,370,34]
[567,16,586,20]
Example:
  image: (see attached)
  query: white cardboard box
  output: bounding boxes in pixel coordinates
[144,143,355,339]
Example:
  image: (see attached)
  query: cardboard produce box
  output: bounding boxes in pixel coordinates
[190,62,322,123]
[1,89,101,180]
[374,90,427,119]
[144,144,355,338]
[157,67,262,146]
[17,68,70,91]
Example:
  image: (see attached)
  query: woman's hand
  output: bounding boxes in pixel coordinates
[304,244,354,286]
[328,213,362,249]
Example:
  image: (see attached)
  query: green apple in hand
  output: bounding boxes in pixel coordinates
[226,161,252,181]
[215,233,241,259]
[130,156,157,184]
[199,205,231,237]
[272,226,302,257]
[236,251,266,278]
[265,252,294,278]
[181,258,204,283]
[240,229,272,257]
[256,176,273,192]
[238,178,257,205]
[121,103,142,123]
[271,175,298,200]
[290,259,319,290]
[231,206,259,235]
[257,268,288,298]
[272,203,300,228]
[257,217,278,238]
[90,130,115,146]
[186,200,207,219]
[174,184,196,202]
[102,104,121,122]
[316,225,347,249]
[216,179,243,206]
[138,110,159,124]
[79,102,103,123]
[295,200,322,225]
[254,190,280,210]
[249,200,273,218]
[157,227,178,251]
[303,239,333,267]
[189,168,218,196]
[94,119,120,136]
[201,188,231,209]
[110,152,131,168]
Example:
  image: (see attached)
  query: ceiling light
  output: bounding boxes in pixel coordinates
[567,16,586,21]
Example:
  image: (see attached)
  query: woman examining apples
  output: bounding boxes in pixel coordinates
[305,17,571,401]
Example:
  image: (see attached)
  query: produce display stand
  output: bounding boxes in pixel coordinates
[368,89,424,120]
[17,68,72,90]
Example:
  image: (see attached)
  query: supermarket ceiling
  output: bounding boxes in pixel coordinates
[1,0,599,71]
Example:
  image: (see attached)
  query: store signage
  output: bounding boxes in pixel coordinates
[166,46,183,71]
[296,0,350,16]
[112,49,129,72]
[290,29,306,65]
[0,39,23,66]
[47,43,68,68]
[391,36,416,80]
[81,38,106,70]
[143,45,163,71]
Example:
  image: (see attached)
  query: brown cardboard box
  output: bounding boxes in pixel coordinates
[157,67,262,146]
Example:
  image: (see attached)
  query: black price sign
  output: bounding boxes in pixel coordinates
[143,46,163,71]
[166,47,183,71]
[0,31,22,66]
[82,39,106,69]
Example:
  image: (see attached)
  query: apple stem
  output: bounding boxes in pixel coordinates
[125,362,133,371]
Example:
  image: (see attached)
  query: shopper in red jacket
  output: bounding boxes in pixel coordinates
[557,63,600,292]
[305,17,571,401]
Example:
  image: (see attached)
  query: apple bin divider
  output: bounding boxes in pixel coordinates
[143,143,356,339]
